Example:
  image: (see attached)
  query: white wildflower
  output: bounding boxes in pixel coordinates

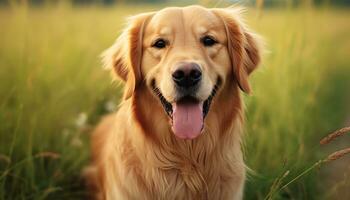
[105,100,116,112]
[75,112,88,128]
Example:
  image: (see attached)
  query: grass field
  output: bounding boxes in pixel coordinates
[0,2,350,199]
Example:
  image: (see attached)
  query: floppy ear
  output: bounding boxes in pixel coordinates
[101,13,153,99]
[212,8,262,94]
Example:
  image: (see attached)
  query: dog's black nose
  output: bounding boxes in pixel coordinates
[172,62,202,88]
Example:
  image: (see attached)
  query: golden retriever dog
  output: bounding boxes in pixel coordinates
[87,5,262,200]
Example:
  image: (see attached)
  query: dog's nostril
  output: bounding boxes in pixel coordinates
[190,69,202,81]
[172,70,185,81]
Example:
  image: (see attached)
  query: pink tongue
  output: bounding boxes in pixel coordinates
[172,102,203,139]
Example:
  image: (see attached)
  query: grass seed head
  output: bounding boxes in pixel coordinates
[324,148,350,162]
[320,127,350,145]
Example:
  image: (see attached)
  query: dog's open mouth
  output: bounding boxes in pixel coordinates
[151,79,221,139]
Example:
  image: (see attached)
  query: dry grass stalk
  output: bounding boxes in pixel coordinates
[35,152,61,160]
[320,126,350,145]
[324,148,350,162]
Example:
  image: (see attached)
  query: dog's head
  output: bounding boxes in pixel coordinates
[102,6,261,139]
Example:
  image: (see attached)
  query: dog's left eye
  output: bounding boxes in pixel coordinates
[201,36,218,47]
[152,39,167,49]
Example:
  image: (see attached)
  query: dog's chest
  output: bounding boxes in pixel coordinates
[139,158,238,200]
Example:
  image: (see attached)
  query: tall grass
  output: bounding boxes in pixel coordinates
[0,3,349,199]
[244,7,350,199]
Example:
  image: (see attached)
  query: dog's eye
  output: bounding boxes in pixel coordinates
[201,36,218,47]
[152,39,167,49]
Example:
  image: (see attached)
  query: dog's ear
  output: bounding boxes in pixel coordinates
[101,12,153,99]
[212,8,262,94]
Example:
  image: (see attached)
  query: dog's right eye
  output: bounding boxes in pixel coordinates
[201,35,218,47]
[152,39,167,49]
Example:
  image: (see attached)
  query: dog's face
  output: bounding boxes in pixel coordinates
[103,6,261,139]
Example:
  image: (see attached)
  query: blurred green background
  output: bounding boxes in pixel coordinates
[0,0,349,199]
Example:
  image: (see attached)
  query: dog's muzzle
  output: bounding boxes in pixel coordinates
[151,75,221,140]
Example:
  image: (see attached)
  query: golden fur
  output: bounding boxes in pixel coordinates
[86,5,262,200]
